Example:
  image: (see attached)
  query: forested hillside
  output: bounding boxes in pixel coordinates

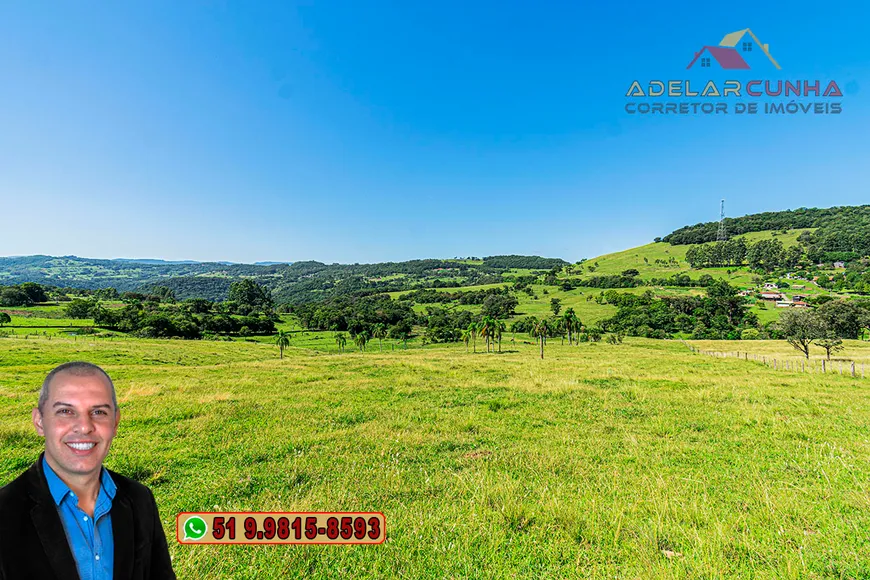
[0,254,562,303]
[662,205,870,262]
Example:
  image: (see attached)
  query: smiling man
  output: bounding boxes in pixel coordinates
[0,362,175,580]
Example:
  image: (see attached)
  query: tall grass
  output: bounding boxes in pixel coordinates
[1,336,868,578]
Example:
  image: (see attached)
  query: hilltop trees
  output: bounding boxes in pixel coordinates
[746,239,784,272]
[689,238,748,268]
[685,238,787,270]
[663,205,870,262]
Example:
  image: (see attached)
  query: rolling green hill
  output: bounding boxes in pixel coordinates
[2,205,868,323]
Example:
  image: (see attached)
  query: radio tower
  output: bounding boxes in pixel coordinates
[716,199,727,242]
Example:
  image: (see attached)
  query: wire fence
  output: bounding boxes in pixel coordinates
[681,340,866,379]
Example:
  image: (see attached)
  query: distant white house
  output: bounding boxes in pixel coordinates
[760,292,783,301]
[763,282,778,289]
[833,261,846,269]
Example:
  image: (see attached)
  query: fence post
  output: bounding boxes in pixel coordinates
[773,359,777,370]
[822,359,826,373]
[851,362,856,377]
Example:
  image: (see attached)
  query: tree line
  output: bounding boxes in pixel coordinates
[661,205,870,262]
[685,238,805,271]
[597,280,870,341]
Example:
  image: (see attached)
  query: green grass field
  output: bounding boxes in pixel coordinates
[1,335,868,578]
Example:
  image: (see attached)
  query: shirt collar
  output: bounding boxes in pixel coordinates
[42,456,117,505]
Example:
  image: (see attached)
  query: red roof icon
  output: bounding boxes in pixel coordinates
[687,46,750,70]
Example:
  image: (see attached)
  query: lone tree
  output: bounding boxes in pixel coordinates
[815,334,844,360]
[0,312,10,326]
[776,309,826,359]
[274,330,291,359]
[461,328,471,353]
[550,298,562,317]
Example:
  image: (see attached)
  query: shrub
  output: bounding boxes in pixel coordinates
[740,328,760,340]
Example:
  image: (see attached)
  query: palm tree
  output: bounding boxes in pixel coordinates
[461,329,471,353]
[562,309,576,345]
[372,323,387,351]
[528,316,540,345]
[570,312,582,345]
[478,317,494,353]
[274,330,291,359]
[495,319,506,353]
[532,319,550,359]
[334,332,347,353]
[354,331,369,351]
[467,322,478,353]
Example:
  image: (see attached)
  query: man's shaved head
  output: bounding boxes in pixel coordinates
[38,362,118,414]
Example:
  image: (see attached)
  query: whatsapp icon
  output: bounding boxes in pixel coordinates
[183,516,208,541]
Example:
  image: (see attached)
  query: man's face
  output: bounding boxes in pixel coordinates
[32,372,120,483]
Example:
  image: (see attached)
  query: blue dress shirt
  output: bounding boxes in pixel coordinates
[43,457,116,580]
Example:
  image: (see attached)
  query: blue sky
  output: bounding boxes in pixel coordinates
[1,1,868,264]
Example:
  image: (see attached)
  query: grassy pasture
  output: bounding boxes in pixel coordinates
[689,339,870,365]
[1,336,868,578]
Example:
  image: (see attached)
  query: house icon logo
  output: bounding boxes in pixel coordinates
[687,28,781,70]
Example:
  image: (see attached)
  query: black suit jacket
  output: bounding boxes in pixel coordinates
[0,455,176,580]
